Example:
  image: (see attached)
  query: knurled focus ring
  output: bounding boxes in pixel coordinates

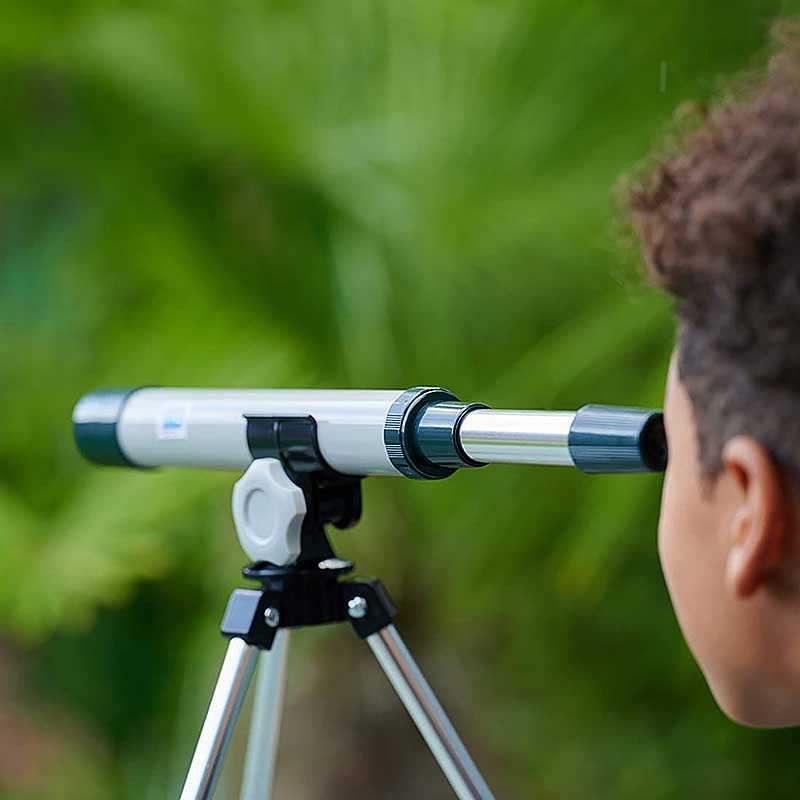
[384,387,460,479]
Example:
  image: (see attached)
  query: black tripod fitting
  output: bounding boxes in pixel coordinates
[221,562,397,649]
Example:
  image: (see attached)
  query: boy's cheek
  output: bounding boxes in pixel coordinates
[657,469,689,620]
[657,453,734,696]
[657,461,716,663]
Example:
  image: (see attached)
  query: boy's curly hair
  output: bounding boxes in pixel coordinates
[628,21,800,480]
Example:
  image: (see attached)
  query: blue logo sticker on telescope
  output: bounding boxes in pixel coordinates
[158,404,190,440]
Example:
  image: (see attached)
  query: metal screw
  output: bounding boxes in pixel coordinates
[318,558,351,571]
[347,596,368,619]
[264,606,280,628]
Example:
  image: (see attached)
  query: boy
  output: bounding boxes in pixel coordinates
[628,22,800,727]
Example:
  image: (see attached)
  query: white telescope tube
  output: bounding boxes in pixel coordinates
[73,386,666,476]
[104,388,402,476]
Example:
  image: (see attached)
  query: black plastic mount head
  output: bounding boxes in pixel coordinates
[245,415,363,565]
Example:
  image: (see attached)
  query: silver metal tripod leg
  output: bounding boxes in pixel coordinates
[239,629,290,800]
[367,625,495,800]
[180,638,259,800]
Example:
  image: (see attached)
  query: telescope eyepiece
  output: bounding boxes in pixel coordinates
[639,412,668,472]
[567,405,667,474]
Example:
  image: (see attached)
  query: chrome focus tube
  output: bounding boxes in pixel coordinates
[458,409,575,466]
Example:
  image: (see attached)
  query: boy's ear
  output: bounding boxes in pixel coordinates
[721,436,788,598]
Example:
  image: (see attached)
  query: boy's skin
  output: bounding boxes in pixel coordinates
[660,352,800,727]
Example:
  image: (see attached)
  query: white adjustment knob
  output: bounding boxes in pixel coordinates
[231,458,307,565]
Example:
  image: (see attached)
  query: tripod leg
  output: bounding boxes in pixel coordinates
[366,625,495,800]
[180,637,259,800]
[239,629,290,800]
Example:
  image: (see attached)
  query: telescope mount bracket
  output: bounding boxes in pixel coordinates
[232,415,362,567]
[226,415,396,650]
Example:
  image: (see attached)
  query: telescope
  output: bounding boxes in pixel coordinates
[73,385,666,477]
[72,384,666,800]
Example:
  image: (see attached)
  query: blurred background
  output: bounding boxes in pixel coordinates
[2,1,800,798]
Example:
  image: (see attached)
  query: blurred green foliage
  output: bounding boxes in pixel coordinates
[2,1,800,797]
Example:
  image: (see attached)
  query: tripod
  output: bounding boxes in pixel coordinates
[178,416,495,800]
